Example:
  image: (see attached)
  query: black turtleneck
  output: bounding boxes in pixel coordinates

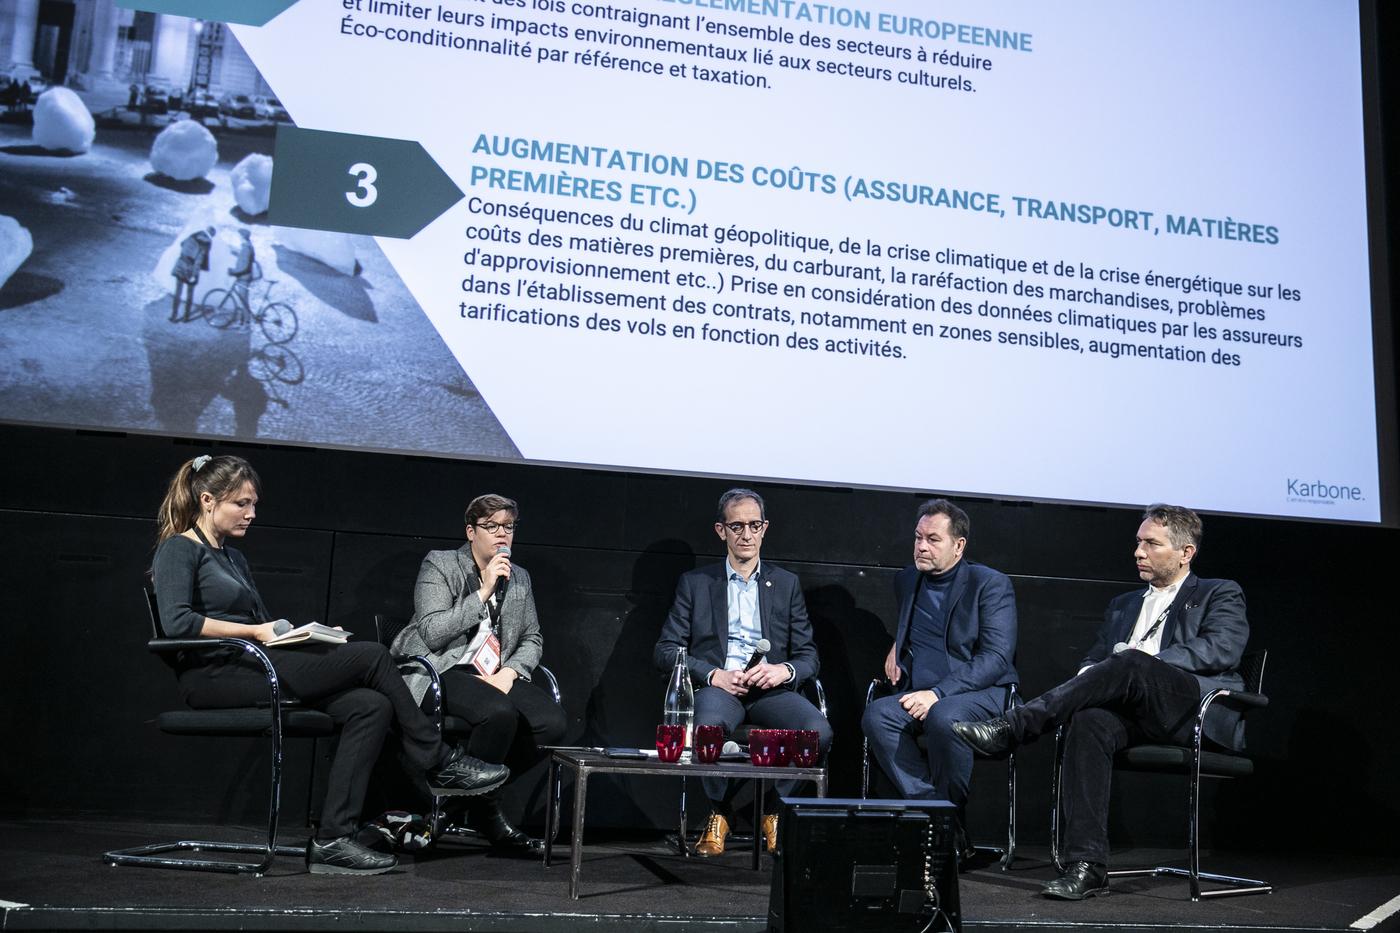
[905,558,965,690]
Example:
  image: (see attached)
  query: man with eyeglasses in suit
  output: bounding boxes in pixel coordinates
[654,487,832,857]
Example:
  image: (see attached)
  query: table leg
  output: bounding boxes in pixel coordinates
[817,770,828,797]
[544,756,558,868]
[751,778,763,871]
[569,770,588,900]
[678,775,690,857]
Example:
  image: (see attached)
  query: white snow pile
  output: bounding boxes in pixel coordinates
[274,226,358,276]
[32,86,95,153]
[0,215,34,290]
[150,119,218,181]
[152,222,248,297]
[230,153,273,215]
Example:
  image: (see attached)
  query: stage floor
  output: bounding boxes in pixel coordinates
[0,818,1396,932]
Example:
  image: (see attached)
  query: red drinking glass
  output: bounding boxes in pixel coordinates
[792,729,821,768]
[656,724,685,763]
[694,724,723,764]
[749,729,778,766]
[773,729,795,766]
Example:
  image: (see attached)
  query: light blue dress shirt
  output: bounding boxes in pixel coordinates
[724,558,764,671]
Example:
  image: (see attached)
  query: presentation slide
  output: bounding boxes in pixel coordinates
[0,0,1389,522]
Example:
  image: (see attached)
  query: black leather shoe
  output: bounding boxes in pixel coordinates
[951,718,1016,756]
[1042,861,1109,900]
[428,747,509,797]
[468,796,544,856]
[306,836,397,875]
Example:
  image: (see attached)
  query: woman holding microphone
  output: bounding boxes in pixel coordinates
[392,494,566,855]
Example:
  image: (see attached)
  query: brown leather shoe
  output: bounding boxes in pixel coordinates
[695,812,729,856]
[761,813,778,853]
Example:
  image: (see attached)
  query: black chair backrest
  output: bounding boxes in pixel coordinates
[143,583,166,639]
[1239,649,1268,696]
[373,613,411,648]
[143,579,185,672]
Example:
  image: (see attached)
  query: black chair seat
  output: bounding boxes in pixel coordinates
[104,583,336,876]
[1115,744,1253,777]
[157,708,336,737]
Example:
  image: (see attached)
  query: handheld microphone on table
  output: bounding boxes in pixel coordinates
[743,638,772,671]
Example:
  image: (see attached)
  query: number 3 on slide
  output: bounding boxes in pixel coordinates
[346,163,378,208]
[270,126,462,238]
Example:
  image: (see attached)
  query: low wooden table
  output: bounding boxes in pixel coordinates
[544,749,828,899]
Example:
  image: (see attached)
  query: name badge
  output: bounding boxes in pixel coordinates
[469,633,501,676]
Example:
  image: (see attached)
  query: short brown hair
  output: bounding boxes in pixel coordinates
[1142,503,1202,551]
[465,493,519,528]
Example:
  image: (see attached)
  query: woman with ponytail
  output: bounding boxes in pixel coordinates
[151,454,510,875]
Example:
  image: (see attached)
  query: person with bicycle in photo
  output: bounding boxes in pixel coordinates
[229,228,257,306]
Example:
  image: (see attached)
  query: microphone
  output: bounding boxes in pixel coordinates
[743,638,772,671]
[272,619,292,636]
[489,544,511,600]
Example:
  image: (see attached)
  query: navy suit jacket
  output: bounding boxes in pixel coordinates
[1085,573,1249,749]
[654,561,819,688]
[893,560,1018,697]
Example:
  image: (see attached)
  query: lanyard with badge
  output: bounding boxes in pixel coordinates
[1113,597,1171,655]
[461,554,503,675]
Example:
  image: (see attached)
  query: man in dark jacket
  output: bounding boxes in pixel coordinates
[654,487,831,856]
[861,498,1018,859]
[954,504,1249,900]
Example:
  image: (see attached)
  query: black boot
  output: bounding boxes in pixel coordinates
[467,794,544,856]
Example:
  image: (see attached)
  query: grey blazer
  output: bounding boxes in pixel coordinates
[390,545,544,705]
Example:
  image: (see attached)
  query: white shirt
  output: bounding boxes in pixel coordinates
[1126,577,1184,656]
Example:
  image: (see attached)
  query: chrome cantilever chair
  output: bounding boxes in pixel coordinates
[103,585,336,875]
[1050,649,1271,901]
[372,614,564,842]
[676,677,829,855]
[861,679,1020,870]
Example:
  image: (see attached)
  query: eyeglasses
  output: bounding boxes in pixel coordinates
[722,520,767,535]
[475,521,517,534]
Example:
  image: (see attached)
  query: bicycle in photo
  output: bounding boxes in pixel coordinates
[202,265,298,345]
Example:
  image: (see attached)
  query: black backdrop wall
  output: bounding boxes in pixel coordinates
[0,421,1396,855]
[2,0,1399,860]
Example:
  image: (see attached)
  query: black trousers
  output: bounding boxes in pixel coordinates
[693,685,832,812]
[437,668,567,770]
[1007,650,1201,865]
[178,641,448,839]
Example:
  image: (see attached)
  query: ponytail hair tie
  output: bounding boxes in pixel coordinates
[192,455,212,472]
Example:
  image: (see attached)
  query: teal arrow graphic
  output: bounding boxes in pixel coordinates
[268,126,465,240]
[116,1,299,27]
